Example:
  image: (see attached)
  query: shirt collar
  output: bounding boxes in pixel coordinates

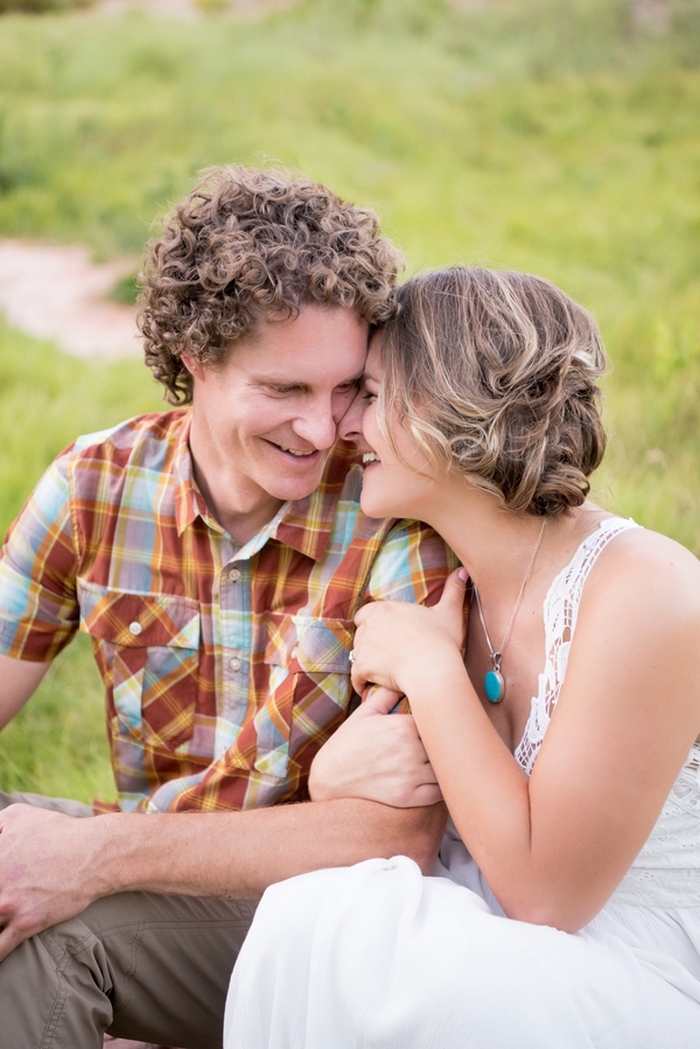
[173,413,221,536]
[174,418,358,560]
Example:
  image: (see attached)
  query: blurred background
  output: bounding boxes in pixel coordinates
[0,0,698,801]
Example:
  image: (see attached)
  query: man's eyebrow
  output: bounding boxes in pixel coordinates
[249,372,364,387]
[248,371,309,384]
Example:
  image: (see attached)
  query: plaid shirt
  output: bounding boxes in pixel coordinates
[0,411,454,814]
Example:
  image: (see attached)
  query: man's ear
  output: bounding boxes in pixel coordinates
[180,352,203,380]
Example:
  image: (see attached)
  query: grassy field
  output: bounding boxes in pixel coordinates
[0,0,699,801]
[0,319,162,798]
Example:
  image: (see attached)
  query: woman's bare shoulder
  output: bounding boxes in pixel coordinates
[589,520,700,620]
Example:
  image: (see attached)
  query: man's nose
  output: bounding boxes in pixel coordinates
[292,400,338,450]
[337,390,364,444]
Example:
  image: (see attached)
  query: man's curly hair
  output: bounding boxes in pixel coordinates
[138,166,404,403]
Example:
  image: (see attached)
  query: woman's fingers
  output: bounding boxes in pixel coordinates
[351,577,468,695]
[431,567,469,647]
[435,567,468,609]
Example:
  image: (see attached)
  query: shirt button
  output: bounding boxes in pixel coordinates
[228,568,241,583]
[128,621,142,636]
[230,657,242,672]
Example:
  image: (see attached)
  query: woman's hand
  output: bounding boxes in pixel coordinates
[350,569,468,697]
[308,686,442,808]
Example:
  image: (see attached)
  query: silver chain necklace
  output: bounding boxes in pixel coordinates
[472,518,546,704]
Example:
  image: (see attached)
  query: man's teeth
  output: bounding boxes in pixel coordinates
[363,453,380,464]
[279,446,314,457]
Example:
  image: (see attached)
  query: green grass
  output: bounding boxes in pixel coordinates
[0,318,162,802]
[0,317,162,534]
[0,0,93,12]
[0,633,114,802]
[107,269,140,305]
[0,0,699,798]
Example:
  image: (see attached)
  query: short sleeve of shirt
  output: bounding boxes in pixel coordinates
[0,452,79,662]
[364,519,458,608]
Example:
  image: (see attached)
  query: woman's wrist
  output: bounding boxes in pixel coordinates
[396,641,465,705]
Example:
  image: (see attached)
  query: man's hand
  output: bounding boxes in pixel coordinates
[0,804,109,962]
[0,795,448,960]
[308,687,442,808]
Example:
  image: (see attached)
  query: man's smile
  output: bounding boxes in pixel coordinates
[267,440,321,459]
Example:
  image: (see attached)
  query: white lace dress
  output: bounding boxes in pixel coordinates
[224,519,700,1048]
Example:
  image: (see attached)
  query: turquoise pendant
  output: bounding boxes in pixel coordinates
[484,669,505,704]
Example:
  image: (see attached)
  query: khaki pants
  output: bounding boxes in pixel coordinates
[0,793,256,1049]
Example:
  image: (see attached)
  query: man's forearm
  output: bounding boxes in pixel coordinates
[0,793,445,960]
[96,798,447,899]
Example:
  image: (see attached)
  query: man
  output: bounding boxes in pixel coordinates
[0,167,451,1048]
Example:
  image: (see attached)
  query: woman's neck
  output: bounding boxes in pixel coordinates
[423,480,612,606]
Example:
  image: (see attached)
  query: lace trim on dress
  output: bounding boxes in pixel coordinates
[514,517,640,776]
[446,514,700,907]
[502,514,700,907]
[614,744,700,906]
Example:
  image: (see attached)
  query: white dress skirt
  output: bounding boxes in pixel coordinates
[224,520,700,1048]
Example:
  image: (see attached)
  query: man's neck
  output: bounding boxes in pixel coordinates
[189,450,284,547]
[195,466,284,546]
[202,479,284,547]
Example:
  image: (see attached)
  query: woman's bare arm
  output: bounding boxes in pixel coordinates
[351,530,700,932]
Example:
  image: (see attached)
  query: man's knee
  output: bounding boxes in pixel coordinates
[0,891,256,1049]
[0,913,113,1049]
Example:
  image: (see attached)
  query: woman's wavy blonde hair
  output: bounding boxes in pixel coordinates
[138,166,403,403]
[377,267,607,517]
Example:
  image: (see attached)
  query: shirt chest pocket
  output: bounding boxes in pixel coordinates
[78,580,201,751]
[255,614,354,779]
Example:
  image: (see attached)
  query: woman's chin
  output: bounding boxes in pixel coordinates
[360,472,419,520]
[359,483,396,521]
[360,495,390,519]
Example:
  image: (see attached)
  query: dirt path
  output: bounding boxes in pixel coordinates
[99,0,200,17]
[99,0,298,19]
[0,240,141,359]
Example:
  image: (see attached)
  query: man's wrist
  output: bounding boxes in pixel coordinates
[81,812,154,897]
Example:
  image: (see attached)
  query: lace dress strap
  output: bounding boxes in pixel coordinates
[514,517,639,775]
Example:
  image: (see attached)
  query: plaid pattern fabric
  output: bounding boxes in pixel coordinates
[0,411,454,813]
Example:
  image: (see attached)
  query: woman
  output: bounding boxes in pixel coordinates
[224,268,700,1047]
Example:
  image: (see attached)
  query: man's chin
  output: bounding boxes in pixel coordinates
[267,472,327,505]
